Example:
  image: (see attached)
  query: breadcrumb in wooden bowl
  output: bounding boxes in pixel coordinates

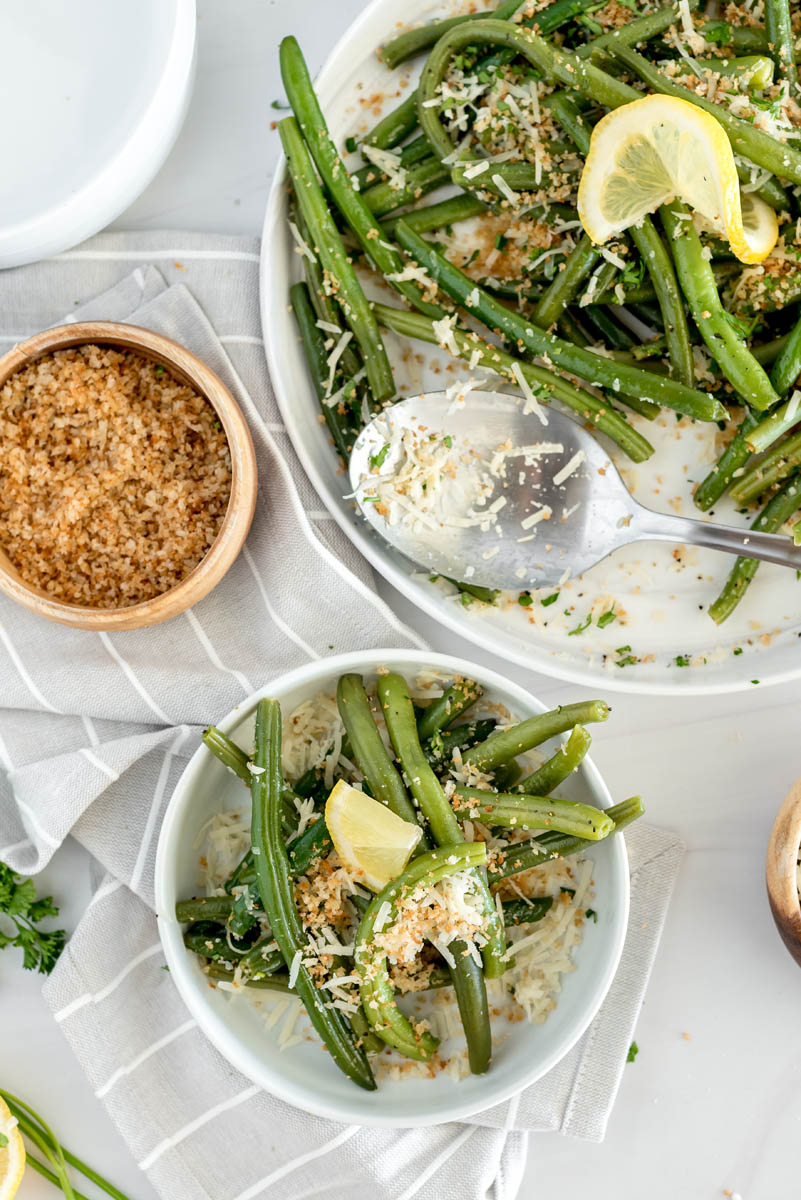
[0,322,257,630]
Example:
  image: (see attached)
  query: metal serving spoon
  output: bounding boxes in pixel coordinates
[348,389,801,590]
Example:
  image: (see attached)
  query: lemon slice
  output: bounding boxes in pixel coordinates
[325,779,422,891]
[0,1097,25,1200]
[577,94,778,265]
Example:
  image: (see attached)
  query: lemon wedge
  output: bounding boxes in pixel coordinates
[325,779,422,891]
[577,94,778,265]
[0,1096,25,1200]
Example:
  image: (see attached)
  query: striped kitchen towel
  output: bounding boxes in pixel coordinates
[0,233,682,1200]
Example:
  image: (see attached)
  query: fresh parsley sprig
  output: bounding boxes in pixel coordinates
[0,861,65,974]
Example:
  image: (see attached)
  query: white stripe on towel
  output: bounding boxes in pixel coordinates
[130,725,191,893]
[98,634,171,724]
[138,1084,261,1170]
[0,624,63,713]
[396,1127,476,1200]
[184,610,253,694]
[230,1125,360,1200]
[95,1018,197,1098]
[54,942,163,1022]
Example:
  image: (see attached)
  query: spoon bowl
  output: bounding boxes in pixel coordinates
[349,391,801,590]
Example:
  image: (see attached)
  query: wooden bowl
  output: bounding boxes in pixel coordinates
[766,776,801,966]
[0,322,257,630]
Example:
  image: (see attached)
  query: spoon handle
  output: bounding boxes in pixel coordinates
[634,507,801,569]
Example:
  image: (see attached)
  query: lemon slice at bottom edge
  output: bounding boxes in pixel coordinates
[0,1097,25,1200]
[325,779,422,892]
[577,93,778,265]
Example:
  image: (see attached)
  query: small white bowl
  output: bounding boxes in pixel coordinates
[155,649,629,1127]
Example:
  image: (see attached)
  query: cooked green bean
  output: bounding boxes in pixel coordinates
[746,394,801,455]
[516,725,592,795]
[279,38,442,322]
[576,1,697,60]
[454,788,615,840]
[661,201,779,411]
[770,312,801,397]
[202,725,299,837]
[184,922,285,977]
[336,673,425,832]
[463,700,609,772]
[361,156,450,218]
[533,234,600,329]
[363,92,418,150]
[709,477,801,623]
[396,221,726,421]
[292,201,363,379]
[380,0,525,69]
[380,193,488,240]
[694,409,759,511]
[425,720,497,770]
[279,117,394,404]
[288,816,333,874]
[730,427,801,502]
[417,678,483,740]
[249,697,375,1090]
[352,134,431,191]
[765,0,797,91]
[489,796,644,883]
[355,841,487,1059]
[377,673,506,985]
[290,282,359,461]
[582,304,635,351]
[176,896,237,923]
[373,302,656,463]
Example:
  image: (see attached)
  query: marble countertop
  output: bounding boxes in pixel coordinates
[3,2,801,1197]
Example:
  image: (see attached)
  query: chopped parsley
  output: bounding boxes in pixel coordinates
[369,443,390,470]
[626,1041,639,1063]
[443,435,453,449]
[344,136,358,153]
[597,608,617,629]
[614,645,638,667]
[673,654,690,667]
[518,592,533,607]
[568,614,592,636]
[270,98,290,110]
[494,233,508,252]
[733,647,743,655]
[541,592,559,607]
[560,886,575,897]
[585,908,598,922]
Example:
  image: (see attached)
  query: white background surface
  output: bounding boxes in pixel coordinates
[3,1,801,1197]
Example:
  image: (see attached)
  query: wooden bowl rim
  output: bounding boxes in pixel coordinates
[0,321,257,631]
[766,776,801,964]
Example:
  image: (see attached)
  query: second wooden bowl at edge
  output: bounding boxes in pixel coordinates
[766,775,801,966]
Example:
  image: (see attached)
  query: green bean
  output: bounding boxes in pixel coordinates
[352,134,431,191]
[709,477,801,623]
[361,156,450,218]
[425,720,497,770]
[373,301,656,462]
[730,427,801,502]
[765,0,797,90]
[292,201,363,379]
[464,700,609,772]
[448,938,492,1074]
[576,2,697,60]
[693,409,759,511]
[249,698,375,1090]
[380,0,525,69]
[363,92,419,150]
[754,334,791,367]
[336,673,424,831]
[279,118,394,404]
[770,312,801,397]
[582,304,635,351]
[279,39,442,323]
[746,396,801,455]
[381,193,488,240]
[288,816,333,874]
[290,282,359,461]
[533,234,600,329]
[206,962,294,992]
[377,673,506,983]
[698,20,771,55]
[489,795,644,883]
[492,761,524,791]
[502,897,554,924]
[697,54,775,90]
[355,842,487,1059]
[202,725,300,837]
[176,896,236,923]
[660,201,779,410]
[611,45,801,185]
[396,221,726,421]
[184,922,285,977]
[516,725,592,795]
[453,788,615,839]
[417,678,483,740]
